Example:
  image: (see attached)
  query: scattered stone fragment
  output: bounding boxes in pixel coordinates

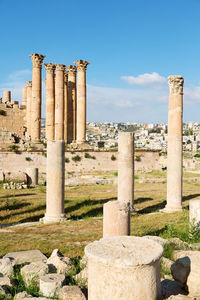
[40,273,65,297]
[0,257,13,277]
[143,235,170,247]
[21,261,49,287]
[161,279,188,299]
[171,256,190,285]
[14,291,47,300]
[47,249,72,274]
[59,286,86,300]
[172,250,200,296]
[74,266,88,285]
[168,295,200,299]
[0,276,11,287]
[0,285,11,299]
[161,257,174,275]
[169,238,192,250]
[4,250,47,265]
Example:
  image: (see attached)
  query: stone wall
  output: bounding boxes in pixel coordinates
[0,103,26,145]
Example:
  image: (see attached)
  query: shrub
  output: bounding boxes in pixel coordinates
[72,155,81,162]
[65,157,70,163]
[25,157,32,161]
[194,153,200,158]
[90,155,96,159]
[134,175,139,179]
[0,109,6,116]
[113,172,118,176]
[42,152,47,158]
[84,152,90,158]
[9,145,19,153]
[135,155,141,162]
[111,154,116,161]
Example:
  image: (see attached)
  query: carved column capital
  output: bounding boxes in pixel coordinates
[74,59,90,71]
[44,63,56,72]
[168,75,184,94]
[56,64,66,71]
[66,65,77,75]
[26,81,32,87]
[29,53,45,68]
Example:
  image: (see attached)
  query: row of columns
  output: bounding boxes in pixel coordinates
[44,60,89,143]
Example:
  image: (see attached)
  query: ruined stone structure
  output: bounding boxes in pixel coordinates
[189,199,200,227]
[164,75,184,212]
[85,236,163,300]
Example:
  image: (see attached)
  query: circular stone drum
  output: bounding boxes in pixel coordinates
[85,236,163,300]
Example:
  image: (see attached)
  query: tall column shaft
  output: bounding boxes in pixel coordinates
[30,53,45,142]
[3,91,11,103]
[26,81,32,137]
[118,132,134,208]
[43,141,66,223]
[55,64,65,140]
[44,63,56,141]
[64,71,68,142]
[67,65,76,143]
[165,75,184,212]
[22,87,27,106]
[75,60,89,144]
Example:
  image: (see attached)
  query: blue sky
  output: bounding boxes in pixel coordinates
[0,0,200,123]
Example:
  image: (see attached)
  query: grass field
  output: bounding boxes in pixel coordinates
[0,170,200,258]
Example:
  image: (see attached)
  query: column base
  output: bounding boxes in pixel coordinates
[161,205,182,213]
[40,214,67,224]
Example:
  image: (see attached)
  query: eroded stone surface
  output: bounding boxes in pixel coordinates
[47,249,72,274]
[0,257,13,277]
[143,235,170,247]
[59,286,86,300]
[4,250,47,265]
[21,261,49,286]
[40,273,65,297]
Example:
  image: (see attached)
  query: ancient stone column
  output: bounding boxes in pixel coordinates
[190,199,200,228]
[3,91,11,103]
[26,81,32,137]
[55,64,65,140]
[74,60,90,144]
[85,236,163,300]
[29,53,45,142]
[67,65,76,143]
[44,63,56,141]
[165,75,184,212]
[42,141,66,223]
[64,70,68,142]
[103,200,130,237]
[118,132,134,208]
[22,87,27,106]
[26,168,38,186]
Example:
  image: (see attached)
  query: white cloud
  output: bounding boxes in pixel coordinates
[121,72,166,86]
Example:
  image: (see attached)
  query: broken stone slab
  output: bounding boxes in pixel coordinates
[143,235,170,247]
[14,291,47,300]
[161,257,174,275]
[171,256,190,285]
[161,279,188,299]
[0,257,14,277]
[172,250,200,296]
[0,276,11,287]
[168,295,199,300]
[40,273,65,297]
[169,238,192,250]
[21,261,49,287]
[47,249,72,275]
[59,286,86,300]
[4,250,47,265]
[74,266,88,285]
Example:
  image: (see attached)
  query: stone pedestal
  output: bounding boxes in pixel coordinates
[74,60,89,144]
[189,199,200,227]
[26,168,38,186]
[67,65,76,143]
[118,132,134,208]
[42,141,66,223]
[164,75,184,212]
[85,236,163,300]
[55,64,65,140]
[22,87,27,106]
[103,200,130,237]
[26,81,32,137]
[64,70,68,142]
[44,63,56,141]
[29,53,45,142]
[3,91,11,103]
